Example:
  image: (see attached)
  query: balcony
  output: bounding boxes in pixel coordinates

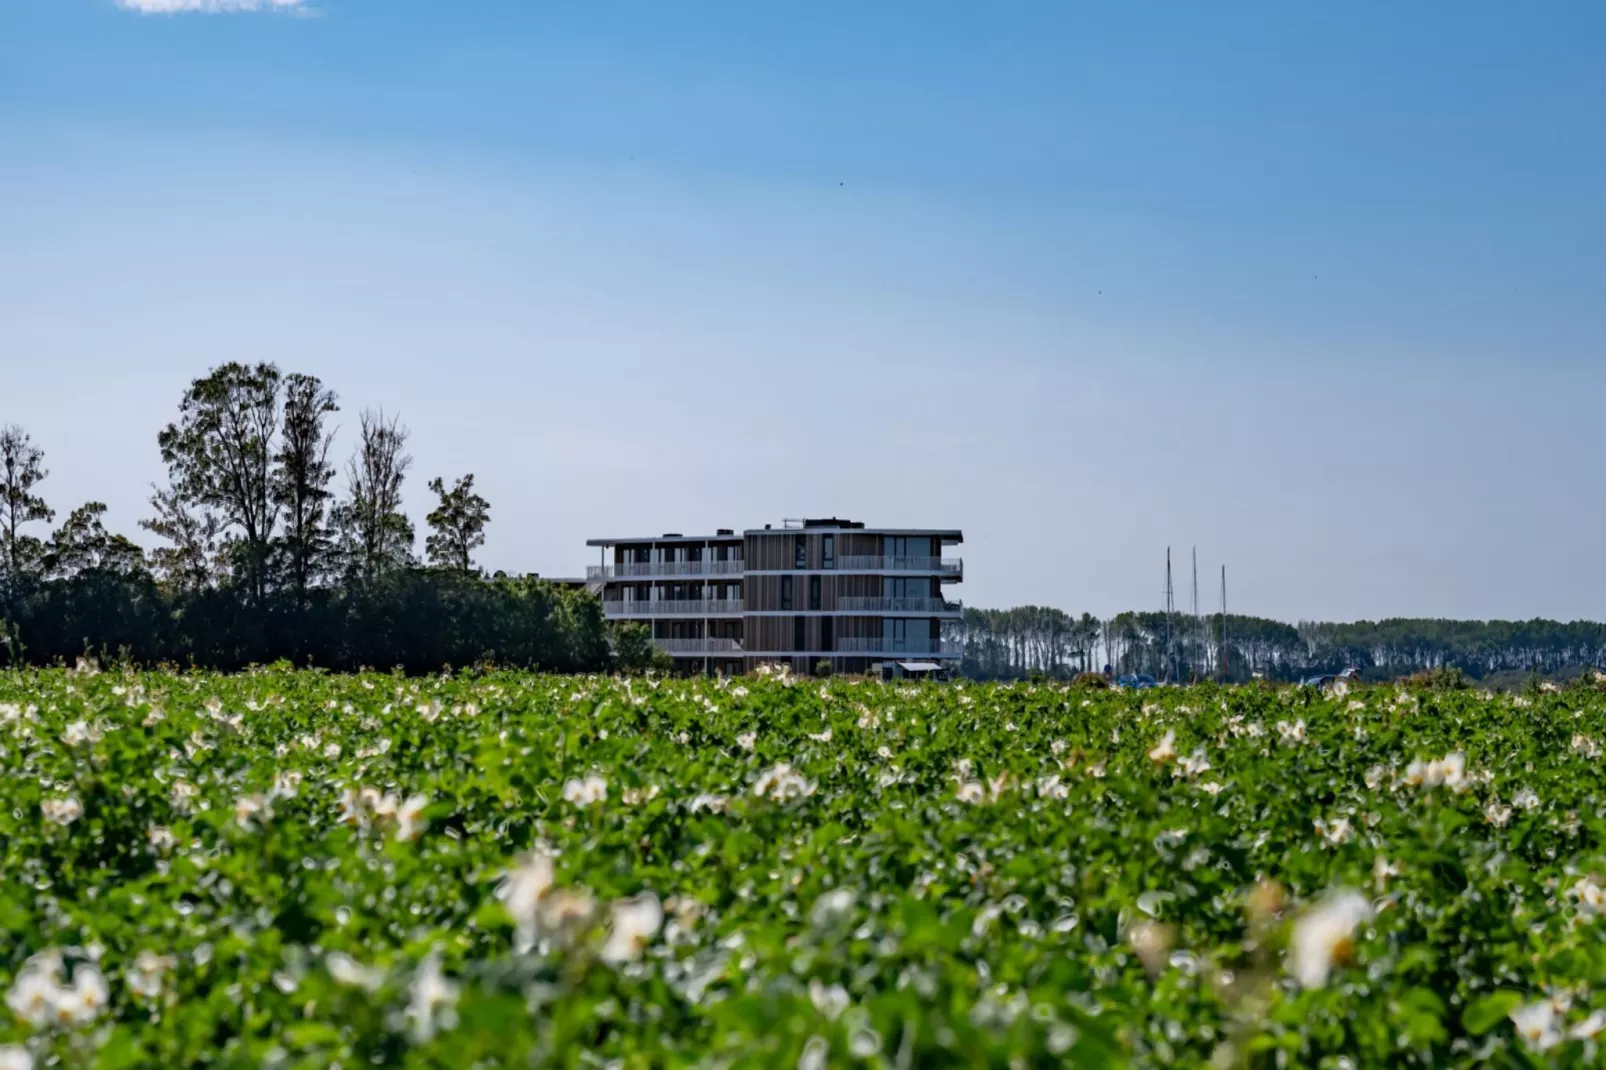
[587,559,744,580]
[836,597,964,614]
[654,638,745,655]
[835,556,963,575]
[832,638,963,655]
[605,599,744,618]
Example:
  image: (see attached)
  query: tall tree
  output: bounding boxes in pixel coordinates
[156,363,283,602]
[273,374,340,605]
[331,409,415,581]
[0,425,55,605]
[140,485,225,594]
[425,473,490,573]
[44,502,145,578]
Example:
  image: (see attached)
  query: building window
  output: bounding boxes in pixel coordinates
[891,618,908,651]
[794,535,807,570]
[809,575,821,611]
[821,616,834,652]
[794,615,806,652]
[781,576,793,611]
[823,534,835,569]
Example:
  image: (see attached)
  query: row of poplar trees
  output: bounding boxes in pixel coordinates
[0,362,651,672]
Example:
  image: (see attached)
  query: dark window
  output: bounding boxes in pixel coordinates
[715,545,728,561]
[821,616,834,652]
[794,535,807,569]
[891,619,908,651]
[809,575,821,611]
[823,534,835,569]
[781,576,793,611]
[633,547,649,563]
[794,616,807,652]
[686,545,702,562]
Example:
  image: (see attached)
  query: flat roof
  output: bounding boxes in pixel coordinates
[588,527,962,546]
[586,533,745,547]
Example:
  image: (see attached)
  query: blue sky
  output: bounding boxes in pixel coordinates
[2,1,1603,621]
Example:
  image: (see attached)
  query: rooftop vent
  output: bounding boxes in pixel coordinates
[716,528,734,536]
[662,533,682,538]
[804,517,863,530]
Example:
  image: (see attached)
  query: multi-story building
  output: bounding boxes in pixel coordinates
[585,518,963,675]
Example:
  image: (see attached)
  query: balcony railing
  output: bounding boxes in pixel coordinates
[587,560,744,580]
[835,556,963,575]
[654,638,745,655]
[836,597,964,614]
[605,599,744,618]
[832,638,963,655]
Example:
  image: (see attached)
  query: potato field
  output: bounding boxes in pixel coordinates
[2,667,1604,1068]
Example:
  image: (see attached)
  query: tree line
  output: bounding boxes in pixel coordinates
[0,363,661,673]
[958,607,1606,683]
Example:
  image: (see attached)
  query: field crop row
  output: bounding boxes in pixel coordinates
[2,667,1605,1067]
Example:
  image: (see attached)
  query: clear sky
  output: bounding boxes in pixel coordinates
[2,1,1603,622]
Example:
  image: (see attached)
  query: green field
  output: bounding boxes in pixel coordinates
[3,667,1604,1067]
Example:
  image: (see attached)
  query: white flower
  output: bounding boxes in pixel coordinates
[1198,781,1224,796]
[5,958,59,1027]
[1275,720,1306,743]
[1289,890,1371,989]
[562,775,608,806]
[1573,733,1601,759]
[42,796,83,826]
[147,827,176,855]
[1571,1010,1606,1040]
[686,793,728,813]
[751,763,815,802]
[1177,747,1210,778]
[736,732,756,752]
[62,720,91,746]
[1314,817,1354,847]
[1036,774,1069,800]
[497,851,557,951]
[404,952,458,1043]
[326,951,385,991]
[234,793,272,831]
[0,1045,31,1070]
[126,950,176,1000]
[1513,787,1540,810]
[336,789,364,826]
[1437,753,1469,792]
[955,780,986,805]
[601,892,663,965]
[1147,731,1177,764]
[1364,765,1385,791]
[51,963,109,1027]
[807,728,832,743]
[809,888,856,928]
[1485,800,1513,827]
[395,794,429,842]
[1571,876,1606,914]
[1510,1000,1561,1052]
[1373,856,1402,891]
[809,979,850,1021]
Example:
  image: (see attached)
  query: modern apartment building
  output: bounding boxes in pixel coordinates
[585,518,963,675]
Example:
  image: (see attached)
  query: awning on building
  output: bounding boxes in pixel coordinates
[897,661,944,673]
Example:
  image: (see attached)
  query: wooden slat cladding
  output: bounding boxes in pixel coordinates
[744,533,794,571]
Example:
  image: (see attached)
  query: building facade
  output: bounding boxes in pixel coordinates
[585,518,963,675]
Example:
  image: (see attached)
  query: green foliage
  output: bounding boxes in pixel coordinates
[424,474,490,573]
[1,673,1603,1066]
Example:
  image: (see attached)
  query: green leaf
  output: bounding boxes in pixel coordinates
[1463,991,1523,1035]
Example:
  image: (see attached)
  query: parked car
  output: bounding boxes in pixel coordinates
[1301,667,1360,689]
[1115,673,1159,689]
